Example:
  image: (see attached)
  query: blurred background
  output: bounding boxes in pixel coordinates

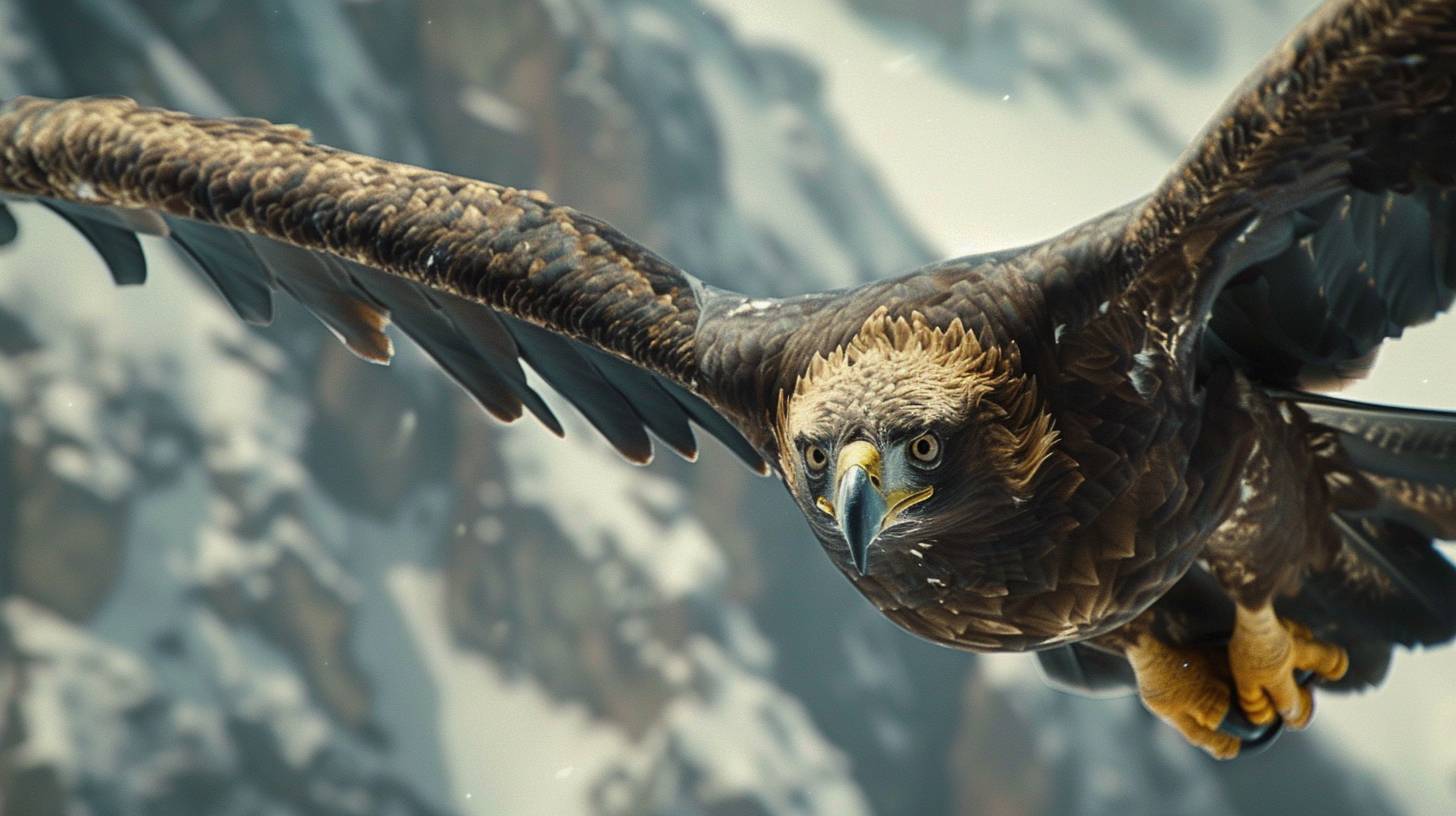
[0,0,1453,814]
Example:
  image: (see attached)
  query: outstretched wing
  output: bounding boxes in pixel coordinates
[1103,0,1456,386]
[0,95,766,472]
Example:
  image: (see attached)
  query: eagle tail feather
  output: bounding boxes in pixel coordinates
[1279,515,1456,691]
[1283,390,1456,537]
[1269,392,1456,690]
[1282,389,1456,483]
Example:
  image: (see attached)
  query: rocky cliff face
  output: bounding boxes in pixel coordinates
[0,1,1437,815]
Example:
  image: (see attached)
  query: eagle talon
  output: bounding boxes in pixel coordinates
[1125,634,1242,759]
[1216,669,1317,753]
[1229,606,1347,732]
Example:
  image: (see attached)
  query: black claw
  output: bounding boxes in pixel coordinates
[1217,703,1283,748]
[1217,669,1317,754]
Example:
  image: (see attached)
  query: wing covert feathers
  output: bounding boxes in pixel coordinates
[0,95,700,380]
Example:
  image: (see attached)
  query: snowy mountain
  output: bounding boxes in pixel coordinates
[0,1,1450,815]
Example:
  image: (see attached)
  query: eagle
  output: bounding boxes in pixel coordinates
[2,0,1455,760]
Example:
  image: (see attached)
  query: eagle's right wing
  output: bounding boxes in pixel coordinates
[1105,0,1456,385]
[0,95,767,472]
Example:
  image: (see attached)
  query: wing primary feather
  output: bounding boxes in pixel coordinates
[0,201,17,245]
[345,263,555,430]
[581,347,699,461]
[41,199,147,285]
[246,237,393,364]
[164,216,275,325]
[389,314,526,425]
[653,377,769,475]
[503,317,655,464]
[422,286,564,437]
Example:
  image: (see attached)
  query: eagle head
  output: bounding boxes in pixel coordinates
[774,307,1070,592]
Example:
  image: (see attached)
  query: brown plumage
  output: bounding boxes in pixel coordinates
[3,0,1456,759]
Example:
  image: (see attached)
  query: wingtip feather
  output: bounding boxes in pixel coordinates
[0,202,17,245]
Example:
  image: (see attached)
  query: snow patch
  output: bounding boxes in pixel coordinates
[502,386,727,601]
[388,566,629,816]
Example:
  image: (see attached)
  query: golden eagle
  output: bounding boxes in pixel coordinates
[2,0,1455,760]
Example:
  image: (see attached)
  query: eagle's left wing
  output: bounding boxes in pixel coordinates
[1078,0,1456,385]
[0,95,767,472]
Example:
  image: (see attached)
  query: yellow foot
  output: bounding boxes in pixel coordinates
[1229,605,1349,728]
[1125,633,1241,759]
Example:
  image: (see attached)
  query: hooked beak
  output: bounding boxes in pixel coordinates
[828,441,933,576]
[836,458,886,576]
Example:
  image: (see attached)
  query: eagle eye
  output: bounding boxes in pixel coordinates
[804,442,829,473]
[909,432,941,466]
